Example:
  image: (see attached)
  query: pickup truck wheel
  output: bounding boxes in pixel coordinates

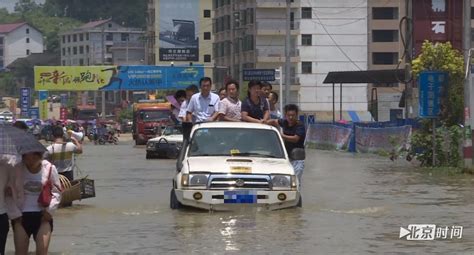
[170,189,182,210]
[146,152,152,159]
[297,196,302,208]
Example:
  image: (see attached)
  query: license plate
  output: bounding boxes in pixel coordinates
[224,190,257,204]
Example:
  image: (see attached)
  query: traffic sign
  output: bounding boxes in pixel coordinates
[418,71,448,118]
[243,69,276,81]
[29,107,39,119]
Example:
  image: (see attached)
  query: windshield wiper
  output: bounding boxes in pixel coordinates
[230,152,278,158]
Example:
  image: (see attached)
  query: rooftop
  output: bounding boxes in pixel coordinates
[0,22,26,34]
[79,19,112,29]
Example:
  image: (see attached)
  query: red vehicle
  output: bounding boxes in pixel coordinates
[132,100,173,145]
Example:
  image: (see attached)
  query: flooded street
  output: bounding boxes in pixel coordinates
[6,137,474,254]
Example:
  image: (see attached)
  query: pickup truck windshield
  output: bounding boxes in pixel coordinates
[189,128,285,158]
[140,110,170,122]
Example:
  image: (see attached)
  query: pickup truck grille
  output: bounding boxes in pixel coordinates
[209,174,271,190]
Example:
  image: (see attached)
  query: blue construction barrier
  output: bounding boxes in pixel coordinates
[305,119,418,153]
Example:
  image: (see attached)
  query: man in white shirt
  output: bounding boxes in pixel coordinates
[186,77,220,123]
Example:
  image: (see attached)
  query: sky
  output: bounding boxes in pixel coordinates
[0,0,45,12]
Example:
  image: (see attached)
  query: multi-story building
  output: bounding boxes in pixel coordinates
[367,0,407,121]
[59,19,145,66]
[213,0,300,92]
[0,22,44,69]
[150,0,214,80]
[299,0,368,114]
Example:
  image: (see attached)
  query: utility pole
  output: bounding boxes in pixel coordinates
[284,0,291,106]
[463,0,472,167]
[101,26,106,119]
[230,0,235,80]
[404,0,413,119]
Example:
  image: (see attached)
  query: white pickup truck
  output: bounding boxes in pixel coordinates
[170,122,304,211]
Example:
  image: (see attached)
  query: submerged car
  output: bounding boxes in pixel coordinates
[170,122,304,211]
[146,125,183,159]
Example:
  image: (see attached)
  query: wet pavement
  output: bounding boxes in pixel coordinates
[5,136,474,254]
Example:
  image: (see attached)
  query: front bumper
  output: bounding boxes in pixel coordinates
[146,142,180,156]
[175,189,300,211]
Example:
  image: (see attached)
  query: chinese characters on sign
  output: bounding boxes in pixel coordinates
[35,66,113,91]
[20,87,30,118]
[243,69,276,81]
[400,225,463,240]
[418,71,448,118]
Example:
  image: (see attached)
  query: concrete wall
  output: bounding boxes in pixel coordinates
[298,0,368,112]
[4,24,44,66]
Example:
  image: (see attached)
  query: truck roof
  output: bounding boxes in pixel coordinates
[134,102,171,111]
[192,122,278,131]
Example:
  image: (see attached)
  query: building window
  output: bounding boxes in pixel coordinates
[26,28,29,34]
[106,33,113,41]
[204,9,211,18]
[86,45,90,53]
[106,45,112,54]
[62,48,65,56]
[472,7,474,19]
[67,47,71,55]
[62,36,65,44]
[121,33,129,41]
[79,59,84,66]
[302,7,312,19]
[204,54,211,62]
[79,33,84,41]
[108,23,112,28]
[302,62,312,74]
[26,49,30,55]
[372,30,399,42]
[372,7,398,20]
[73,47,77,55]
[79,46,84,54]
[373,52,399,65]
[86,33,89,40]
[290,12,296,30]
[73,34,77,42]
[67,35,71,43]
[204,32,211,40]
[62,60,66,66]
[301,34,312,46]
[26,38,30,43]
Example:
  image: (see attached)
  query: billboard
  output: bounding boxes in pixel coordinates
[35,66,115,91]
[159,0,199,61]
[418,71,448,118]
[35,66,204,91]
[413,0,463,56]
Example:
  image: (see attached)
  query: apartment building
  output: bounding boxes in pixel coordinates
[213,0,300,92]
[60,19,145,66]
[367,0,406,121]
[0,22,44,69]
[299,0,368,114]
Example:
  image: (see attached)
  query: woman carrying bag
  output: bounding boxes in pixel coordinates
[6,151,61,255]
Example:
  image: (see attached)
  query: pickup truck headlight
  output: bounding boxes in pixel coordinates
[271,175,292,190]
[181,174,209,188]
[146,142,155,149]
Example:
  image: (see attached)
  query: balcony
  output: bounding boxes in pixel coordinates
[255,19,299,35]
[256,46,299,62]
[110,41,145,49]
[256,0,300,8]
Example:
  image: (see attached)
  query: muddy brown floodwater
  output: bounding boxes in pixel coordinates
[5,138,474,254]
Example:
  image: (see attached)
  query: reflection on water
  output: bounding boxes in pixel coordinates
[6,143,473,254]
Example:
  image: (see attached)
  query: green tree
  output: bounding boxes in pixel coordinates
[412,41,464,126]
[43,0,147,28]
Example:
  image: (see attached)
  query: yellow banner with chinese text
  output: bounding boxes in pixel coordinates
[34,66,116,91]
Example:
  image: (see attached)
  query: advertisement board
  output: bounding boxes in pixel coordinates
[35,66,204,91]
[418,71,448,118]
[20,87,30,117]
[38,90,48,120]
[158,0,199,61]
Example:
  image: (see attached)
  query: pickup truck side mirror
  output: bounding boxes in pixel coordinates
[290,148,305,161]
